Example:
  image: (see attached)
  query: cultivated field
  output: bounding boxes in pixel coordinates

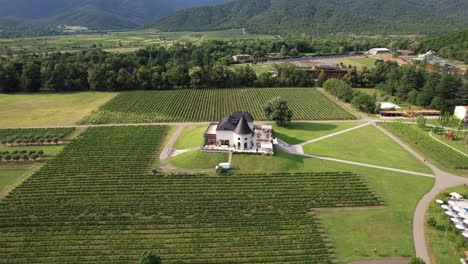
[0,92,116,128]
[379,122,468,176]
[79,88,356,124]
[0,125,383,263]
[0,29,275,55]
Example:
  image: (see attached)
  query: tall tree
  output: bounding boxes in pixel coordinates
[263,96,293,127]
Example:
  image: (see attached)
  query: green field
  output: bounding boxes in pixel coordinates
[303,125,432,174]
[379,122,468,176]
[0,92,116,128]
[0,125,385,263]
[79,88,356,124]
[169,150,228,169]
[426,186,468,263]
[338,57,377,68]
[0,29,275,55]
[273,121,363,145]
[229,149,434,262]
[173,125,207,149]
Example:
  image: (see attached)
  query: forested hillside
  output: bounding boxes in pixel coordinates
[155,0,468,35]
[0,0,225,36]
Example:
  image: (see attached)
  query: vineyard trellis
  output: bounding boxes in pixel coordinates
[78,88,356,124]
[379,122,468,171]
[0,126,381,263]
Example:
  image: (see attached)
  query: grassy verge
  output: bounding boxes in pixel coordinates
[0,92,116,128]
[173,125,207,149]
[303,125,432,174]
[426,186,468,263]
[169,150,228,169]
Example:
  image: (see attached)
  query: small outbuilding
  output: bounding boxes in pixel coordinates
[368,48,391,55]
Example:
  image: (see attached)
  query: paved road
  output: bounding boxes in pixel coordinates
[159,125,185,161]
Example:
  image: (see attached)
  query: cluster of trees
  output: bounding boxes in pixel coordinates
[0,149,44,162]
[1,134,66,146]
[1,38,351,92]
[322,60,466,112]
[414,29,468,64]
[323,79,377,113]
[263,97,293,126]
[372,61,466,112]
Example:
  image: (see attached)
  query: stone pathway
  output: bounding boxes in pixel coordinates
[171,146,202,158]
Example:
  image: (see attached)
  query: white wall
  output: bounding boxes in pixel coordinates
[454,106,467,120]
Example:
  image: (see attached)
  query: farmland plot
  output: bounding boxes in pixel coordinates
[78,88,356,124]
[0,126,380,263]
[380,122,468,176]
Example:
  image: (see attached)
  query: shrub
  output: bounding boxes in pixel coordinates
[409,257,425,264]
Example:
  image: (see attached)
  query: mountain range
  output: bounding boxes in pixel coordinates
[155,0,468,35]
[0,0,225,33]
[0,0,467,36]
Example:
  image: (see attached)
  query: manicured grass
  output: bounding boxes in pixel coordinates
[318,168,434,263]
[0,169,27,196]
[273,121,363,145]
[303,125,432,174]
[0,92,116,128]
[231,148,434,263]
[169,150,228,169]
[78,88,356,124]
[173,125,207,149]
[426,186,468,264]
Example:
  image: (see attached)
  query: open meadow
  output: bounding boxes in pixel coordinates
[0,92,116,128]
[78,88,356,124]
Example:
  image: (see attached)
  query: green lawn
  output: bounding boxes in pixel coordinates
[230,148,434,263]
[0,165,40,198]
[0,92,116,128]
[303,125,432,174]
[169,150,228,169]
[173,125,207,149]
[338,57,377,68]
[273,121,363,145]
[426,186,468,264]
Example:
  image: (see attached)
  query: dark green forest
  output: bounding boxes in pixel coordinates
[155,0,468,35]
[0,38,466,112]
[415,29,468,64]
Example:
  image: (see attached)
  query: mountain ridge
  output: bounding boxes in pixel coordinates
[154,0,468,35]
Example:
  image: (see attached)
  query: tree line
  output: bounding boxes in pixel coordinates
[1,37,397,92]
[0,39,466,112]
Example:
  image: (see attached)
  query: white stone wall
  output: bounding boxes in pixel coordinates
[233,133,254,150]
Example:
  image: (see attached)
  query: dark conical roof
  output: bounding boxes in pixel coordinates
[217,111,254,132]
[234,115,253,135]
